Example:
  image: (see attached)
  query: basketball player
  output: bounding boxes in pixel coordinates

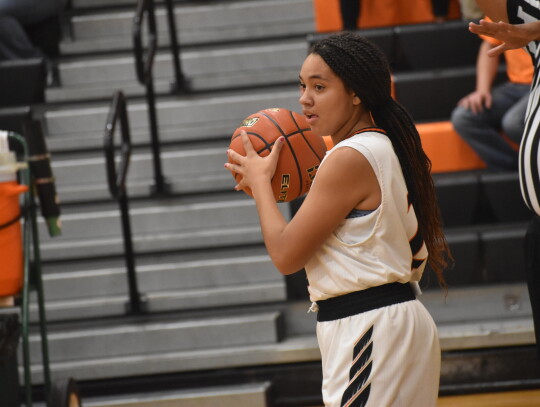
[225,32,451,406]
[470,0,540,356]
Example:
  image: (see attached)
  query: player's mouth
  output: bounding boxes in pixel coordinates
[304,112,318,125]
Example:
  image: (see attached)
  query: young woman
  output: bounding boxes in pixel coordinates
[225,32,451,407]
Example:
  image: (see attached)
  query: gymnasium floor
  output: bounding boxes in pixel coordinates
[437,389,540,406]
[307,388,540,406]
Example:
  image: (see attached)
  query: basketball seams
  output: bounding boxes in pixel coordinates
[229,108,327,202]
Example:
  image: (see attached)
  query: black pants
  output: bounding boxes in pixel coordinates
[431,0,450,18]
[526,215,540,354]
[0,15,42,61]
[340,0,361,30]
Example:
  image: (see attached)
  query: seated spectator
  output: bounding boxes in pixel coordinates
[0,0,66,26]
[450,18,533,171]
[0,0,67,84]
[0,15,43,61]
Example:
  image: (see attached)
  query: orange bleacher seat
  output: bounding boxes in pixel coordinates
[312,0,461,32]
[323,121,486,173]
[416,121,486,173]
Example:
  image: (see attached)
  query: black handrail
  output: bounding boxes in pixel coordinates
[133,0,189,196]
[133,0,169,196]
[163,0,189,93]
[104,90,147,314]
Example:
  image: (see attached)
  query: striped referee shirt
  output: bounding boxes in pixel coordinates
[508,0,540,214]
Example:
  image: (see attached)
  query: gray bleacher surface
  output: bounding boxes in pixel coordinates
[5,0,537,405]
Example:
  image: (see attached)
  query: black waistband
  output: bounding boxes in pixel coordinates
[316,282,416,322]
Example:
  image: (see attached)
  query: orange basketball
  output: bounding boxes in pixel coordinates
[228,108,327,202]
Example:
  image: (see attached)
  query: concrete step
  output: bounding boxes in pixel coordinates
[38,195,290,261]
[43,86,299,152]
[70,0,141,8]
[52,142,233,203]
[27,310,284,365]
[32,281,286,322]
[22,283,534,384]
[31,251,285,321]
[62,0,314,54]
[80,382,271,407]
[48,40,306,103]
[41,250,280,301]
[70,0,200,9]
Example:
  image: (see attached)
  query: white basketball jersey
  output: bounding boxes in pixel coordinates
[304,130,428,302]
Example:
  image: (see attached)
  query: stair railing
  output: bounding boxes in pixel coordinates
[133,0,189,196]
[104,90,147,314]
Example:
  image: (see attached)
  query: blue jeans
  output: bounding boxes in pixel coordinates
[451,81,530,171]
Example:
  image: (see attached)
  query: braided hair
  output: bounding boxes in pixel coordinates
[311,32,451,287]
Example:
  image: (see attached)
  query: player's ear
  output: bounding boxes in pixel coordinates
[353,95,361,105]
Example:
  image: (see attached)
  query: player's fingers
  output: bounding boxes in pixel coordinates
[240,130,256,154]
[226,148,245,164]
[270,137,285,159]
[224,161,243,175]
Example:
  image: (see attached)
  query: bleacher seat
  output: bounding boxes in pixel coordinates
[423,227,481,289]
[393,67,500,122]
[308,27,395,66]
[0,106,32,134]
[393,20,481,71]
[417,121,486,173]
[434,172,480,227]
[0,59,46,107]
[480,172,532,223]
[397,67,467,120]
[481,223,528,283]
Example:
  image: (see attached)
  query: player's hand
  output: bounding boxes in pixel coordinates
[469,19,532,57]
[225,130,285,191]
[457,91,492,114]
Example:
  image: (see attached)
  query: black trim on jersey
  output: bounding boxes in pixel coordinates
[409,229,424,255]
[340,326,373,407]
[350,127,387,138]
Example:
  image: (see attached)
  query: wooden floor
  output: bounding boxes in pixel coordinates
[437,389,540,407]
[308,388,540,407]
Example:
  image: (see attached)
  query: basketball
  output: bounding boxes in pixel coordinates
[228,108,327,202]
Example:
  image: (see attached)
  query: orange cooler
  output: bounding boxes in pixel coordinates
[0,158,28,297]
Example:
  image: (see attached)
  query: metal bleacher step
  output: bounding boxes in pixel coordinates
[52,141,233,203]
[47,39,307,103]
[37,193,290,261]
[70,0,208,9]
[43,86,299,153]
[33,247,286,321]
[25,309,284,373]
[34,281,286,322]
[78,382,272,407]
[61,0,314,55]
[23,283,534,385]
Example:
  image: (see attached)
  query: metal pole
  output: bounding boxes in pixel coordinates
[164,0,189,93]
[145,1,170,195]
[118,190,144,314]
[145,70,170,196]
[105,91,147,315]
